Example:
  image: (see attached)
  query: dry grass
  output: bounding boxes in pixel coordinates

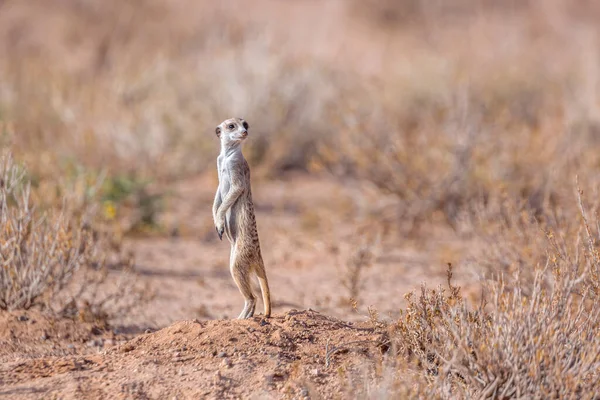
[0,151,147,326]
[0,152,92,310]
[344,185,600,398]
[336,227,382,304]
[384,201,600,398]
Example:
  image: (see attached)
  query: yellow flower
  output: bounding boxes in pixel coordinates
[103,201,117,220]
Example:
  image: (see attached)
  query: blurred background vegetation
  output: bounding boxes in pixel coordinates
[1,0,600,234]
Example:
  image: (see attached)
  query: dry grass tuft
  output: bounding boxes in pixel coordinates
[379,191,600,398]
[337,227,382,304]
[0,152,92,310]
[0,151,148,326]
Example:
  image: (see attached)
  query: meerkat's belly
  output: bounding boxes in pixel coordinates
[225,206,236,242]
[226,198,245,242]
[219,177,231,199]
[218,178,234,241]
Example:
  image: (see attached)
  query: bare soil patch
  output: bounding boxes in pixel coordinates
[1,310,388,399]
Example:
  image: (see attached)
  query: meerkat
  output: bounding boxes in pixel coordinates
[213,117,271,319]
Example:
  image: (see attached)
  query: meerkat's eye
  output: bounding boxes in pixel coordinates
[228,124,235,130]
[242,121,249,130]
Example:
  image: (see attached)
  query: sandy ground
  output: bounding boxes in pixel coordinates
[0,174,467,399]
[1,310,390,399]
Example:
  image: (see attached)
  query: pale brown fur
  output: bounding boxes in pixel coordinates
[213,118,271,319]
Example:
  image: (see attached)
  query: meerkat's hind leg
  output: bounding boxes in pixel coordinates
[239,298,256,319]
[232,271,256,319]
[230,249,257,319]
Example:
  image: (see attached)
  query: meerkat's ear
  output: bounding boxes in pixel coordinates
[242,121,249,130]
[215,126,221,137]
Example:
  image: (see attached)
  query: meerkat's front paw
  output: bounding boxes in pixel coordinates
[215,217,225,240]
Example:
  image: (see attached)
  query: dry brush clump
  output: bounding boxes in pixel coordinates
[392,269,598,398]
[0,152,92,310]
[334,225,382,305]
[0,152,147,325]
[375,192,600,399]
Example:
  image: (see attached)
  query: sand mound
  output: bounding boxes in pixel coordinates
[0,310,389,399]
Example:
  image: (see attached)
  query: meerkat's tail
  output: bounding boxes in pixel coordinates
[255,266,271,318]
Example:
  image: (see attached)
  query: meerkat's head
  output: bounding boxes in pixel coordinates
[215,117,249,147]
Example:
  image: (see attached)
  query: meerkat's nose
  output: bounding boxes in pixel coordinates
[241,130,248,138]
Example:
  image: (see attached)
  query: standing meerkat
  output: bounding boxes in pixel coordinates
[213,117,271,319]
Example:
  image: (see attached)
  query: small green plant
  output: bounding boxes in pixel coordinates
[101,173,164,234]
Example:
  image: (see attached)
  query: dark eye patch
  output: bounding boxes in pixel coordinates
[242,121,249,130]
[228,124,235,129]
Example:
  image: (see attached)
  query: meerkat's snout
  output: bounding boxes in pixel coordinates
[240,119,249,139]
